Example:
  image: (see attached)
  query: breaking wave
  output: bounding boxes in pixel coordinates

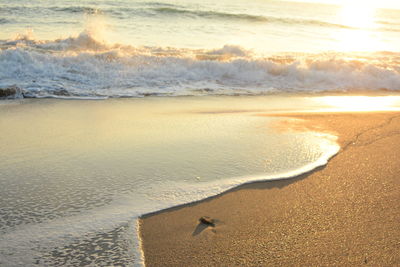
[1,32,400,99]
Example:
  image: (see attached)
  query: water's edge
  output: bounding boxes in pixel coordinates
[0,97,343,266]
[136,138,340,266]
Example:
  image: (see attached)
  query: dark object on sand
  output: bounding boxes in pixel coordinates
[199,216,215,227]
[0,86,22,99]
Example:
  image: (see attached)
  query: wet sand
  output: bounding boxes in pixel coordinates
[140,111,400,266]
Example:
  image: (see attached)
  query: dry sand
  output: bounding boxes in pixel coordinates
[140,112,400,266]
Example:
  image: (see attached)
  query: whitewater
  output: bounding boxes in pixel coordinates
[1,31,400,99]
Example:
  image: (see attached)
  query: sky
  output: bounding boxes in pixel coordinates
[288,0,400,10]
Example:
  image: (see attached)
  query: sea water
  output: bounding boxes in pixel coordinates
[1,0,400,265]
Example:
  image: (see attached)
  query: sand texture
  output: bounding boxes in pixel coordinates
[140,112,400,266]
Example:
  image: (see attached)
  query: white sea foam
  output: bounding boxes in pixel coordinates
[1,32,400,99]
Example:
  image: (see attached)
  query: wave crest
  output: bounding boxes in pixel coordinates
[4,31,112,52]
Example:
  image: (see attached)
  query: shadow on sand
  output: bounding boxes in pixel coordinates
[192,223,209,236]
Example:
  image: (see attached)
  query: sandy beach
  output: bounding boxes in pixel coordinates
[2,0,400,265]
[140,111,400,266]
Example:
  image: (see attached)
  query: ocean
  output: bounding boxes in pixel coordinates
[1,0,400,98]
[0,0,400,266]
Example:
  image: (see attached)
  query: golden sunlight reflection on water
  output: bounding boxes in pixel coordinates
[317,96,400,112]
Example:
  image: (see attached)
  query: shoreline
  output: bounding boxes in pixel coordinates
[140,111,400,266]
[1,97,400,265]
[2,89,400,102]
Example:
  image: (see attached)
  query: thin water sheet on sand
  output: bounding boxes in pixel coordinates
[0,96,342,266]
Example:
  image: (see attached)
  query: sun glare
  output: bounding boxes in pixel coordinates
[319,96,400,112]
[339,1,376,29]
[333,1,385,51]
